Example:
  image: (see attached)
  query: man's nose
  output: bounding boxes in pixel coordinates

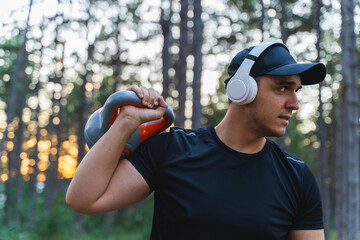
[286,93,299,111]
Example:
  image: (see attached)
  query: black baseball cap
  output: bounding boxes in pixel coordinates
[225,43,326,85]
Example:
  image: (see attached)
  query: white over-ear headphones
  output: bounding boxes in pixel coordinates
[226,41,287,104]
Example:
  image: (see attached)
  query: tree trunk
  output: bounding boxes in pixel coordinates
[2,0,33,226]
[279,0,288,43]
[28,81,41,232]
[317,83,330,238]
[191,0,203,129]
[105,211,116,234]
[0,0,33,155]
[335,96,346,240]
[160,0,173,101]
[174,0,188,128]
[14,72,29,227]
[44,32,65,213]
[259,0,265,41]
[340,0,359,239]
[28,16,47,230]
[112,13,122,93]
[314,1,330,238]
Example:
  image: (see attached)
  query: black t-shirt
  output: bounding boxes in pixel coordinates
[127,127,323,240]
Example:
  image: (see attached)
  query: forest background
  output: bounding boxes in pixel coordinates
[0,0,359,239]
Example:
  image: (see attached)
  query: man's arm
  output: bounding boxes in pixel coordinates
[66,86,167,214]
[287,229,325,240]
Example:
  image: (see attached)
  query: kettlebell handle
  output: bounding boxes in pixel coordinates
[101,90,147,131]
[84,91,174,158]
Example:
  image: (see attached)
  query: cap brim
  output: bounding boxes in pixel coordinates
[266,63,326,85]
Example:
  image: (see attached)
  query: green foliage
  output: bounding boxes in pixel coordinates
[284,114,318,168]
[0,185,153,240]
[203,72,228,127]
[0,224,33,240]
[0,37,21,100]
[34,193,73,239]
[63,82,82,125]
[96,76,115,106]
[202,75,228,126]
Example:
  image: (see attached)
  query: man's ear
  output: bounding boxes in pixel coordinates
[254,76,264,87]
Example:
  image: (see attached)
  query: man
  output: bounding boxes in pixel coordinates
[66,41,326,240]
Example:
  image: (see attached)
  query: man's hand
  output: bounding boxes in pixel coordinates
[114,85,168,130]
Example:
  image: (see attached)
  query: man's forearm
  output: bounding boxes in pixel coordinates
[65,117,138,212]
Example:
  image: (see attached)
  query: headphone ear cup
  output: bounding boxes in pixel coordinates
[241,76,258,104]
[226,77,247,103]
[226,76,258,104]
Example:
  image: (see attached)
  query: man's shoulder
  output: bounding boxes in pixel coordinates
[166,126,213,144]
[147,126,213,145]
[169,126,211,135]
[267,138,305,167]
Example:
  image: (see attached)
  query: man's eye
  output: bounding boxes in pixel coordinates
[279,87,287,92]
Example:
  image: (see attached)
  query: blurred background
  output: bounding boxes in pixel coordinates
[0,0,359,239]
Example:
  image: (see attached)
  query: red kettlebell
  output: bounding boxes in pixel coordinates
[84,91,174,158]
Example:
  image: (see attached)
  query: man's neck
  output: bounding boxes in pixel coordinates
[214,107,266,154]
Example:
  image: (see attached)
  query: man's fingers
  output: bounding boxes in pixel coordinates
[127,85,143,98]
[158,96,168,109]
[127,85,162,109]
[143,98,168,122]
[148,88,160,107]
[120,95,168,125]
[140,86,151,107]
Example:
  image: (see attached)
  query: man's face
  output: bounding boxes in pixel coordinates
[246,75,301,138]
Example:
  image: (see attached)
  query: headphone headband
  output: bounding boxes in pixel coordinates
[248,41,287,58]
[226,41,286,104]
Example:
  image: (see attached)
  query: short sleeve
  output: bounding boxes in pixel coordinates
[291,165,324,230]
[127,132,169,191]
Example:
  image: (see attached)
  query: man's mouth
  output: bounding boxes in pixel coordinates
[278,115,291,124]
[278,115,291,121]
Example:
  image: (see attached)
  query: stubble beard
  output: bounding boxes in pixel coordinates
[247,110,286,138]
